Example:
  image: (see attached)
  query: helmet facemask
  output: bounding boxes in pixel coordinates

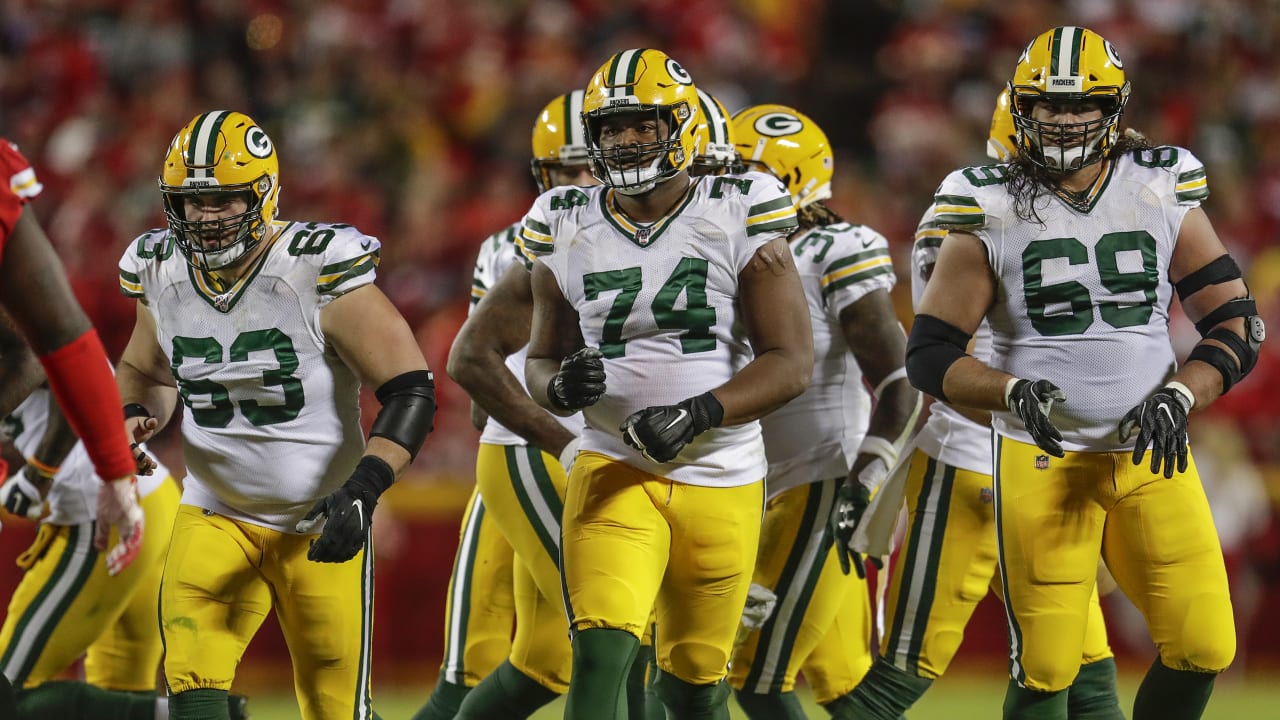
[583,102,693,195]
[163,177,273,271]
[1011,92,1125,173]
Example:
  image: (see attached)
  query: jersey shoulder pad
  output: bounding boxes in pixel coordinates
[811,222,895,303]
[933,165,1008,231]
[118,228,176,300]
[728,170,797,238]
[278,221,381,296]
[517,186,598,261]
[0,140,41,203]
[1126,145,1208,205]
[912,204,946,278]
[472,222,521,306]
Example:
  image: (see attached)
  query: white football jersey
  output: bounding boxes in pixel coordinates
[520,172,798,487]
[4,387,169,526]
[119,220,378,531]
[469,222,581,447]
[934,146,1208,451]
[910,205,994,474]
[762,221,896,498]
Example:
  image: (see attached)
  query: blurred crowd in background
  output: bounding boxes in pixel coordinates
[3,0,1279,670]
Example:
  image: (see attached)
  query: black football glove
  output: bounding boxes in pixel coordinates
[1006,379,1067,458]
[1118,384,1192,479]
[830,479,873,578]
[296,456,394,563]
[548,347,607,412]
[620,391,724,464]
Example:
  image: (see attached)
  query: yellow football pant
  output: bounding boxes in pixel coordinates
[882,449,1114,681]
[162,505,376,719]
[0,477,179,690]
[563,451,763,685]
[438,487,515,688]
[995,437,1235,691]
[729,480,872,699]
[474,442,572,692]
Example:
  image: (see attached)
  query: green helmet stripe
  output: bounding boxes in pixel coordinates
[186,111,229,180]
[609,49,640,99]
[1068,27,1082,75]
[697,89,728,145]
[1050,27,1082,77]
[564,90,586,148]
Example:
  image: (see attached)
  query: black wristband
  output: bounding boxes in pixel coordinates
[123,403,153,420]
[348,455,396,497]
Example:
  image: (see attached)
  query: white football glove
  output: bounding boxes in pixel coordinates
[95,477,146,576]
[1,471,45,521]
[740,583,778,631]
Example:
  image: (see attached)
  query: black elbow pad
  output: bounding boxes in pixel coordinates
[370,370,436,460]
[906,314,973,403]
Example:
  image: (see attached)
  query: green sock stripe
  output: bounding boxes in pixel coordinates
[441,495,486,684]
[1,524,97,685]
[504,445,562,563]
[742,480,835,694]
[993,434,1027,685]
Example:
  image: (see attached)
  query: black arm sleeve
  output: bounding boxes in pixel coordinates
[370,370,436,460]
[905,314,973,403]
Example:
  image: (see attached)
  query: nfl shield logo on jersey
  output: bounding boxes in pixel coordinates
[979,487,993,504]
[1034,454,1050,470]
[635,226,653,245]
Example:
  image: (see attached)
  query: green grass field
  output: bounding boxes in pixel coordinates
[238,671,1280,719]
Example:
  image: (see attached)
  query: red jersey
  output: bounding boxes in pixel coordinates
[0,140,44,252]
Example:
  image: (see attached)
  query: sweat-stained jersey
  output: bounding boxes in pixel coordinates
[933,146,1208,451]
[0,139,42,248]
[519,172,798,487]
[118,221,379,530]
[762,222,895,498]
[469,222,582,447]
[3,388,169,525]
[910,206,993,474]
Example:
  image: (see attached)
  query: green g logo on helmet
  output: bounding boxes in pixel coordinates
[754,112,804,138]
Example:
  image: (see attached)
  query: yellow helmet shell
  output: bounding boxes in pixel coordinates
[1008,26,1130,171]
[160,110,280,270]
[581,48,700,194]
[730,104,832,209]
[530,90,590,192]
[987,87,1017,161]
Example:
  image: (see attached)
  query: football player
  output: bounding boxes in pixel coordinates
[117,110,435,719]
[416,90,593,720]
[908,26,1252,720]
[0,360,250,719]
[828,88,1123,720]
[723,104,921,719]
[0,139,143,582]
[522,48,813,720]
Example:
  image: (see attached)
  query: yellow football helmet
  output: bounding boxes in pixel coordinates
[160,110,280,270]
[1008,26,1130,172]
[730,104,832,209]
[987,87,1017,162]
[581,48,699,195]
[690,88,739,177]
[530,90,590,193]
